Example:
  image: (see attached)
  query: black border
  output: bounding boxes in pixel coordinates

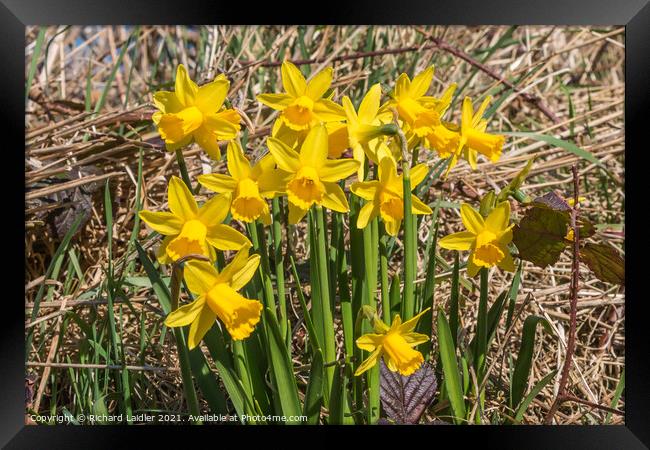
[8,1,649,447]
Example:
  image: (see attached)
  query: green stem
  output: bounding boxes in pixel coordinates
[402,163,415,320]
[475,267,489,423]
[169,263,202,423]
[363,219,379,423]
[271,198,288,340]
[175,149,194,193]
[248,222,277,317]
[379,223,390,324]
[314,206,336,402]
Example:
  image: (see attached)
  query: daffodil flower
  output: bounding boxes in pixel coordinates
[257,61,345,132]
[197,141,284,225]
[383,66,457,138]
[342,83,396,180]
[355,308,431,376]
[266,124,360,224]
[350,156,432,236]
[442,96,505,177]
[165,247,263,348]
[139,176,250,264]
[152,65,241,159]
[438,201,515,277]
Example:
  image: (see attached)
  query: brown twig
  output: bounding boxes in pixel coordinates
[229,43,439,74]
[414,27,560,124]
[544,164,580,424]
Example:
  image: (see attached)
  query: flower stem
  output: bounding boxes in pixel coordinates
[474,267,489,423]
[363,219,379,423]
[379,223,390,324]
[271,198,288,341]
[248,222,277,317]
[314,206,336,402]
[402,163,416,320]
[174,148,194,193]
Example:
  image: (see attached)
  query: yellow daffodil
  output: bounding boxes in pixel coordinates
[266,124,359,224]
[165,246,263,348]
[442,96,505,177]
[324,121,350,158]
[152,65,241,159]
[350,156,432,236]
[197,141,284,225]
[342,83,396,180]
[438,201,515,277]
[383,66,457,138]
[257,61,345,132]
[355,308,431,376]
[139,176,250,264]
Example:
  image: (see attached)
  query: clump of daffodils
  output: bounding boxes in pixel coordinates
[141,60,515,423]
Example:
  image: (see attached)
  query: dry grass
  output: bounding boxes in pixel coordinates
[25,25,624,424]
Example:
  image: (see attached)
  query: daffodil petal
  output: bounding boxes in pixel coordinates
[168,176,199,220]
[257,169,291,197]
[206,224,251,250]
[409,66,434,98]
[165,295,207,327]
[321,182,349,213]
[195,78,229,115]
[226,140,251,180]
[350,180,379,201]
[281,60,307,97]
[356,333,384,352]
[410,163,430,188]
[497,246,516,272]
[175,64,198,107]
[403,332,430,346]
[197,192,232,225]
[299,125,328,170]
[184,260,219,295]
[139,210,183,235]
[393,73,410,98]
[460,203,485,234]
[193,125,221,160]
[153,91,183,114]
[203,114,240,141]
[198,173,237,194]
[485,201,511,233]
[354,347,382,377]
[306,67,333,100]
[187,307,216,349]
[230,254,261,291]
[438,231,475,250]
[156,236,174,265]
[267,137,301,173]
[312,98,346,122]
[320,158,360,182]
[357,201,378,229]
[467,252,481,277]
[411,195,433,215]
[341,96,358,123]
[398,307,431,333]
[257,93,295,111]
[288,201,308,224]
[357,83,381,123]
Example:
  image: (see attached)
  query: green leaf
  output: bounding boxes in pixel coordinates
[605,369,625,424]
[503,132,601,166]
[303,349,324,424]
[263,308,302,420]
[579,243,625,285]
[513,370,557,423]
[437,309,466,423]
[510,316,553,409]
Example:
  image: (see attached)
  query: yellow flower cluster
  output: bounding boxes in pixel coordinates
[140,61,512,373]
